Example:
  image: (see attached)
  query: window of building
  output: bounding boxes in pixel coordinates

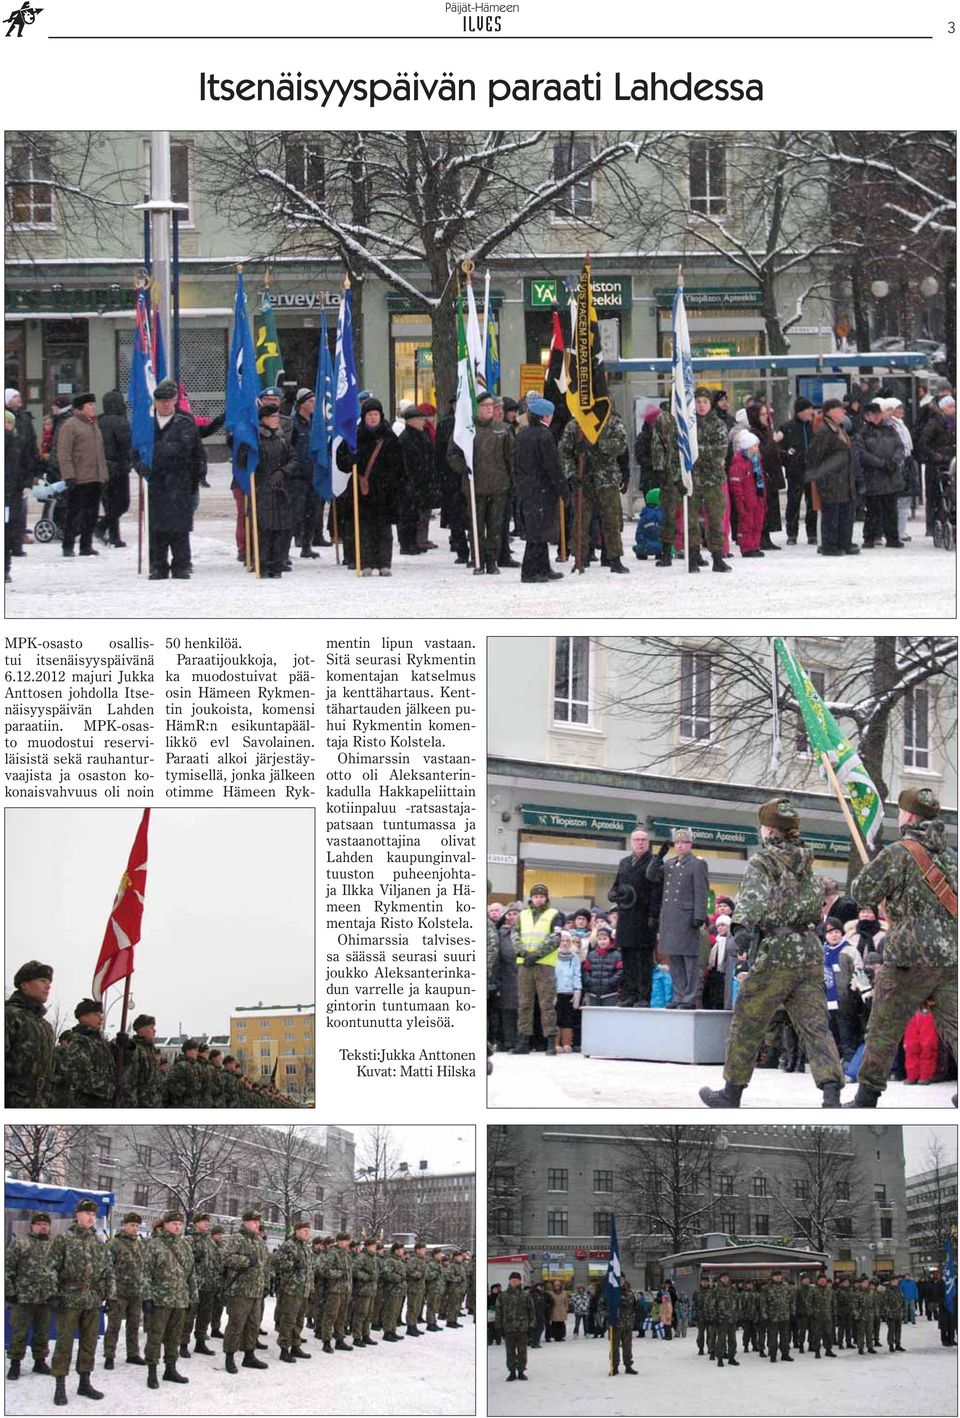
[314,1212,324,1230]
[492,1207,515,1234]
[719,1174,734,1196]
[903,687,930,770]
[874,1184,887,1206]
[594,1170,614,1193]
[547,1168,568,1192]
[95,1174,111,1191]
[751,1175,768,1197]
[134,1185,150,1208]
[284,141,325,207]
[145,138,194,227]
[797,1216,812,1236]
[593,1211,612,1236]
[247,1170,259,1186]
[228,1166,239,1183]
[796,670,827,753]
[340,1214,349,1232]
[260,1046,271,1057]
[228,1197,240,1216]
[880,1215,893,1239]
[753,1214,770,1235]
[317,1187,325,1202]
[835,1216,853,1237]
[260,1020,270,1029]
[7,138,55,228]
[679,650,713,741]
[285,1062,298,1074]
[794,1178,811,1200]
[547,1210,568,1237]
[269,1206,280,1223]
[137,1145,153,1167]
[554,636,592,726]
[688,138,727,216]
[836,1180,850,1201]
[260,1064,270,1076]
[721,1211,737,1233]
[552,135,594,219]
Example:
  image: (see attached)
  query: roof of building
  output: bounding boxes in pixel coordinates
[231,1004,315,1019]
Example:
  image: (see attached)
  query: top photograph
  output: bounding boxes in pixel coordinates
[4,128,955,619]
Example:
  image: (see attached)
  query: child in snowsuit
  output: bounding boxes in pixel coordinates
[728,430,766,556]
[633,487,664,559]
[554,932,582,1053]
[904,1004,939,1083]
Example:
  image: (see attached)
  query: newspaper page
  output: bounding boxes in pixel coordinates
[2,6,958,1418]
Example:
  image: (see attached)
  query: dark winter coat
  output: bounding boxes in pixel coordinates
[335,417,402,520]
[646,851,710,955]
[496,923,519,1011]
[779,416,813,483]
[745,410,785,492]
[917,406,956,471]
[288,411,316,523]
[448,421,513,498]
[4,424,24,508]
[11,406,38,483]
[807,419,856,505]
[515,419,564,542]
[139,411,204,534]
[609,848,662,951]
[98,391,132,480]
[249,425,297,532]
[398,424,437,509]
[855,420,905,496]
[582,944,623,998]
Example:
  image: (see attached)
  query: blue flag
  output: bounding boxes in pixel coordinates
[671,281,698,496]
[604,1216,621,1328]
[945,1235,957,1317]
[225,272,260,496]
[127,289,157,470]
[331,285,360,497]
[311,308,335,498]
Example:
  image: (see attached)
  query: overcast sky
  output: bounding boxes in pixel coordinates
[347,1125,475,1175]
[5,808,314,1038]
[902,1124,956,1176]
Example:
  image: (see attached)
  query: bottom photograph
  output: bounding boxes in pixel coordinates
[4,1122,476,1416]
[487,1122,956,1417]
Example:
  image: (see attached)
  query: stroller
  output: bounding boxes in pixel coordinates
[931,457,956,551]
[32,478,68,543]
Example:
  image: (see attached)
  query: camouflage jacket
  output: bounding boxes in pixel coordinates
[221,1068,243,1107]
[323,1245,353,1294]
[875,1286,898,1319]
[144,1231,197,1308]
[107,1232,145,1300]
[851,819,957,966]
[761,1279,795,1322]
[425,1258,445,1293]
[617,1287,636,1330]
[857,1288,876,1322]
[350,1250,378,1294]
[712,1285,739,1323]
[64,1024,116,1105]
[49,1045,72,1107]
[691,1287,713,1323]
[495,1286,536,1333]
[311,1249,328,1301]
[5,990,55,1107]
[205,1062,226,1108]
[220,1229,266,1299]
[380,1255,406,1293]
[693,410,729,488]
[559,413,628,491]
[835,1286,853,1318]
[122,1034,164,1108]
[811,1286,834,1326]
[405,1253,427,1290]
[49,1223,115,1309]
[735,840,823,966]
[795,1282,817,1319]
[6,1231,57,1303]
[188,1229,221,1292]
[165,1054,202,1107]
[445,1259,466,1293]
[272,1235,313,1300]
[738,1290,761,1323]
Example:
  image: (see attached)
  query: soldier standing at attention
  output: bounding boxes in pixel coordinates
[691,1273,712,1357]
[762,1268,795,1364]
[181,1213,218,1357]
[495,1271,536,1381]
[559,410,631,574]
[611,1276,639,1375]
[350,1236,380,1347]
[445,1248,467,1327]
[63,999,117,1107]
[50,1197,115,1406]
[808,1273,837,1358]
[846,787,957,1106]
[221,1211,269,1374]
[104,1212,147,1369]
[405,1239,428,1337]
[700,798,845,1108]
[208,1226,227,1337]
[321,1231,354,1352]
[142,1210,196,1388]
[119,1014,164,1107]
[5,960,55,1106]
[652,385,732,573]
[646,828,710,1009]
[380,1242,408,1342]
[165,1040,203,1108]
[6,1210,56,1380]
[712,1272,740,1369]
[424,1247,446,1332]
[272,1220,313,1362]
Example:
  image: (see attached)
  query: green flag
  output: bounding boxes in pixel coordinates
[255,291,283,388]
[774,637,884,850]
[451,298,476,474]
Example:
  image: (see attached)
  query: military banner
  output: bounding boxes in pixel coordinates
[565,259,611,444]
[255,290,284,388]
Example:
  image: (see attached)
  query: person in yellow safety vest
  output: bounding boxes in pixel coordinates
[511,883,561,1055]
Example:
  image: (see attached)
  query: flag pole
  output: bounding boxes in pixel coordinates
[332,500,341,565]
[137,474,144,575]
[559,499,566,560]
[459,263,482,572]
[244,494,252,571]
[819,750,871,865]
[343,274,363,577]
[609,1322,615,1377]
[249,472,262,577]
[678,263,693,573]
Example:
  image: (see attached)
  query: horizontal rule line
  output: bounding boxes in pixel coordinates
[46,34,936,40]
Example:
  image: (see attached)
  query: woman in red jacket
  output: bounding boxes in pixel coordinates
[728,431,766,557]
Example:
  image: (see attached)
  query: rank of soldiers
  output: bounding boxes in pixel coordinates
[4,987,295,1108]
[6,1199,475,1404]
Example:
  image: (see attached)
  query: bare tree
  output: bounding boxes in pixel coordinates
[124,1124,243,1221]
[911,1134,956,1269]
[615,1125,738,1254]
[487,1125,525,1253]
[251,1124,328,1233]
[4,1123,85,1183]
[353,1125,406,1238]
[768,1126,865,1253]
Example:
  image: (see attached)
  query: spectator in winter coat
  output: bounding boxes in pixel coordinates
[727,430,766,556]
[899,1275,918,1324]
[4,388,37,557]
[745,401,785,547]
[609,826,663,1006]
[515,399,565,583]
[633,486,664,559]
[703,915,737,1010]
[821,917,865,1063]
[57,392,108,558]
[547,1282,569,1341]
[918,394,956,535]
[659,1290,674,1339]
[397,405,437,555]
[495,906,521,1050]
[650,961,674,1008]
[96,390,132,547]
[582,926,623,1005]
[553,933,582,1052]
[335,398,402,574]
[634,405,662,495]
[904,1005,939,1084]
[855,401,906,547]
[780,397,818,545]
[4,409,23,581]
[570,1286,590,1336]
[808,399,859,557]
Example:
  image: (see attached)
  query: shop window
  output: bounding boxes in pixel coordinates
[903,687,930,770]
[116,326,226,423]
[554,636,592,726]
[145,138,194,227]
[689,138,727,217]
[679,650,713,742]
[5,324,26,391]
[796,669,826,753]
[552,136,593,219]
[43,319,88,410]
[7,137,55,228]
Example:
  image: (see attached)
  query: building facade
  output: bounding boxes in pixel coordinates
[489,1123,911,1288]
[487,635,957,911]
[230,1002,315,1101]
[906,1161,958,1273]
[383,1167,476,1251]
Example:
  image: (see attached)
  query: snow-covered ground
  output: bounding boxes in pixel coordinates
[487,1312,957,1416]
[4,1297,476,1416]
[487,1049,957,1109]
[7,466,954,618]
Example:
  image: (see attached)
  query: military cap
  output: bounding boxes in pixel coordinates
[162,1210,184,1223]
[194,1212,210,1222]
[474,391,494,407]
[431,1246,445,1257]
[13,960,53,988]
[899,785,940,820]
[211,1225,225,1236]
[364,1236,378,1248]
[30,1211,52,1225]
[526,396,554,417]
[153,379,178,400]
[183,1039,200,1052]
[758,796,801,834]
[293,1219,311,1232]
[75,1198,99,1214]
[242,1210,261,1222]
[529,882,549,897]
[336,1230,352,1241]
[72,391,96,409]
[312,1237,326,1247]
[390,1241,404,1253]
[260,386,283,400]
[123,1211,143,1224]
[414,1239,427,1250]
[671,826,694,843]
[74,998,103,1019]
[694,385,714,399]
[196,1041,209,1053]
[132,1014,155,1031]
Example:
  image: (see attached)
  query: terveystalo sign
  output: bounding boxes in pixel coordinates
[651,817,850,858]
[521,803,637,835]
[524,276,631,313]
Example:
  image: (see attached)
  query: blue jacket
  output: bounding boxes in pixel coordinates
[634,504,664,553]
[554,953,582,995]
[650,966,673,1008]
[899,1277,918,1302]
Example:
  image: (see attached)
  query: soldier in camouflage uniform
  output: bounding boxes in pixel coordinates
[142,1210,196,1388]
[119,1014,164,1107]
[5,960,55,1107]
[50,1032,74,1107]
[834,1276,855,1349]
[793,1273,815,1352]
[691,1275,713,1356]
[320,1230,354,1351]
[761,1270,795,1363]
[424,1246,446,1331]
[104,1212,146,1368]
[847,787,957,1105]
[206,1049,227,1107]
[739,1280,764,1355]
[6,1210,56,1379]
[208,1225,227,1337]
[404,1239,428,1336]
[886,1276,906,1351]
[380,1242,408,1342]
[495,1271,536,1380]
[445,1248,467,1327]
[307,1236,327,1333]
[371,1241,387,1332]
[181,1213,219,1356]
[49,1197,115,1405]
[808,1274,836,1358]
[700,798,844,1108]
[652,389,731,573]
[351,1236,380,1346]
[712,1272,740,1368]
[272,1221,313,1361]
[221,1056,244,1108]
[559,412,630,573]
[446,391,515,573]
[165,1040,203,1107]
[854,1276,878,1354]
[63,999,117,1107]
[221,1211,269,1374]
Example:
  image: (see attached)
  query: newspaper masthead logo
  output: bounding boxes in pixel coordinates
[4,4,43,35]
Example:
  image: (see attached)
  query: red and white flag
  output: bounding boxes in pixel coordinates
[92,809,150,1001]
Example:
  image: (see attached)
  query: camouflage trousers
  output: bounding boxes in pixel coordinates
[425,1284,444,1326]
[371,1284,385,1330]
[612,1322,634,1368]
[51,1307,100,1376]
[695,1320,709,1353]
[321,1287,350,1342]
[713,1321,737,1360]
[766,1320,791,1359]
[144,1305,185,1366]
[855,1313,875,1351]
[7,1302,52,1361]
[723,955,844,1088]
[351,1289,374,1342]
[382,1287,405,1334]
[405,1283,425,1328]
[808,1317,833,1354]
[576,480,624,561]
[275,1291,307,1349]
[858,963,957,1093]
[210,1293,224,1334]
[504,1331,528,1374]
[223,1296,260,1355]
[518,964,557,1038]
[445,1286,465,1322]
[741,1318,762,1352]
[104,1295,142,1359]
[188,1286,217,1342]
[660,478,725,556]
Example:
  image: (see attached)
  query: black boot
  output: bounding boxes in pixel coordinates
[545,1035,557,1056]
[7,1359,21,1380]
[717,1357,724,1368]
[125,1355,146,1366]
[608,557,630,574]
[383,1331,399,1342]
[844,1081,881,1108]
[821,1081,842,1107]
[103,1358,114,1370]
[163,1362,189,1383]
[687,548,701,573]
[624,1364,638,1373]
[511,1035,531,1054]
[728,1356,739,1365]
[279,1348,296,1363]
[77,1374,104,1399]
[147,1364,159,1389]
[699,1081,744,1108]
[242,1350,268,1369]
[34,1358,52,1374]
[225,1354,238,1374]
[426,1322,441,1332]
[255,1341,268,1350]
[711,551,731,572]
[654,550,673,567]
[291,1346,312,1358]
[194,1341,214,1355]
[323,1341,334,1354]
[485,557,500,575]
[507,1369,517,1380]
[334,1339,352,1351]
[179,1343,191,1358]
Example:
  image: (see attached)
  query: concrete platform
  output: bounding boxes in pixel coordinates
[580,1004,731,1063]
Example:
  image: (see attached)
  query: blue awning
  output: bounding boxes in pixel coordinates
[5,1180,114,1218]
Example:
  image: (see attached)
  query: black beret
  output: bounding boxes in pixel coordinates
[153,379,178,400]
[14,960,53,988]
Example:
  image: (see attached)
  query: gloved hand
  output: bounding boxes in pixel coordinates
[693,918,707,929]
[521,952,539,968]
[268,469,285,490]
[657,841,670,859]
